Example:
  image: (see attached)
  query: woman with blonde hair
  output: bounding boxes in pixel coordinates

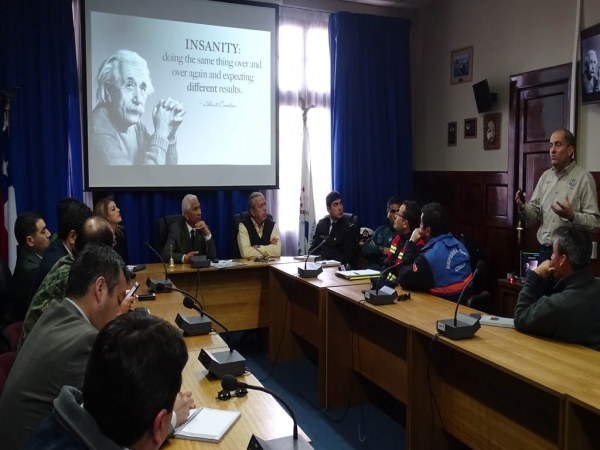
[94,198,129,263]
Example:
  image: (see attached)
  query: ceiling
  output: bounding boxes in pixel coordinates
[340,0,432,9]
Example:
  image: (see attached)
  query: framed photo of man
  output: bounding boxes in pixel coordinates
[580,23,600,105]
[450,46,473,85]
[483,113,501,150]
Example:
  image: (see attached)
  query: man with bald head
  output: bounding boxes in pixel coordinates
[238,192,281,258]
[92,49,185,165]
[162,194,217,264]
[19,216,116,349]
[515,129,600,266]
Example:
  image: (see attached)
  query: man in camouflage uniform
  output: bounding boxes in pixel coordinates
[18,217,117,350]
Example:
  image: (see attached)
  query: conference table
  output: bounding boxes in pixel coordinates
[131,281,311,449]
[133,257,600,450]
[268,263,372,406]
[326,283,600,450]
[135,257,297,332]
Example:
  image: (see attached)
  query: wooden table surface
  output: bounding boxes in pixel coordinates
[163,351,310,449]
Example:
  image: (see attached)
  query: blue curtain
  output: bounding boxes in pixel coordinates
[0,0,83,236]
[111,190,251,264]
[329,12,412,230]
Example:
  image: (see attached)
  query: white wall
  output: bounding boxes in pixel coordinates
[413,0,600,171]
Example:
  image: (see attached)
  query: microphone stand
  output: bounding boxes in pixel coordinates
[436,261,484,340]
[181,298,247,378]
[144,242,173,292]
[220,375,311,449]
[298,235,329,278]
[363,264,399,305]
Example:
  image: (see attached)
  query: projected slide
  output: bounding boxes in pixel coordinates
[84,0,277,189]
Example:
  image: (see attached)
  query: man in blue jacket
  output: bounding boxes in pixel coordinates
[398,203,472,302]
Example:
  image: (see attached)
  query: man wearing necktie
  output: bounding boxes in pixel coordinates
[161,194,217,263]
[308,191,359,267]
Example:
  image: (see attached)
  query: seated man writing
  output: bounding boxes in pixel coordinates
[514,225,600,350]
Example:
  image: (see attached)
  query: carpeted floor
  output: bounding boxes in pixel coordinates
[234,332,406,450]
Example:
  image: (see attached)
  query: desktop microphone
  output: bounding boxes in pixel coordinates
[362,263,399,305]
[436,260,484,340]
[183,297,247,378]
[183,296,233,350]
[155,282,211,336]
[298,235,329,278]
[143,241,173,292]
[220,375,311,449]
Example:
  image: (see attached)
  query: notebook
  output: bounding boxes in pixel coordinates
[480,315,515,329]
[335,269,380,280]
[174,407,240,442]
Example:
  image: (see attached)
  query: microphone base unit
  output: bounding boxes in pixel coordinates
[146,277,173,293]
[363,286,398,305]
[175,314,212,336]
[199,348,246,378]
[436,314,481,340]
[297,263,323,278]
[190,255,211,269]
[248,434,312,450]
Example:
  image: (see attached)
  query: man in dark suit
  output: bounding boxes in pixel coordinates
[0,243,129,449]
[29,199,92,300]
[308,191,359,267]
[161,194,217,263]
[8,212,50,318]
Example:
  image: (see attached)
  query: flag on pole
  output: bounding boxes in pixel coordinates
[0,118,17,270]
[298,123,317,255]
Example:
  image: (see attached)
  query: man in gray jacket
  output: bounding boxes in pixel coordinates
[514,225,600,350]
[0,244,129,449]
[26,313,189,450]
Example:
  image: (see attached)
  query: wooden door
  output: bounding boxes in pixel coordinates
[507,63,572,270]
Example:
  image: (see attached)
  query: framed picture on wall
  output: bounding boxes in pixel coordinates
[483,113,501,150]
[464,118,477,138]
[450,46,474,85]
[580,23,600,105]
[448,122,457,146]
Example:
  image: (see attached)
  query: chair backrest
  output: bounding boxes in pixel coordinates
[231,212,274,259]
[156,215,181,257]
[2,321,23,352]
[343,212,359,230]
[465,290,492,314]
[0,352,17,396]
[0,256,12,306]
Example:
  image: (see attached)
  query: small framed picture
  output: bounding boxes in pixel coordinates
[451,46,474,85]
[464,118,477,139]
[483,113,501,150]
[447,122,457,147]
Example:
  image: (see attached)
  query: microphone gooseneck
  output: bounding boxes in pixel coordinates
[183,296,234,352]
[373,264,398,294]
[155,283,205,312]
[220,375,298,440]
[453,260,485,327]
[304,235,329,270]
[144,241,169,281]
